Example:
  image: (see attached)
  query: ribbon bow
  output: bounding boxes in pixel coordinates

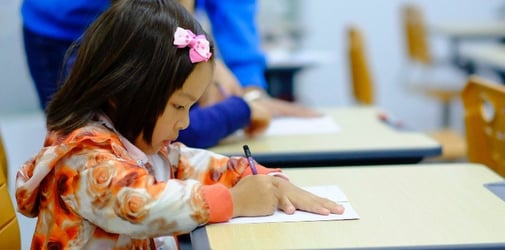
[173,27,212,63]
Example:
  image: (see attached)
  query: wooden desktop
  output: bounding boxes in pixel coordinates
[192,163,505,249]
[210,106,441,167]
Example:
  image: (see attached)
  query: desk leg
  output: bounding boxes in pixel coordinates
[449,37,474,74]
[494,68,505,84]
[265,68,299,102]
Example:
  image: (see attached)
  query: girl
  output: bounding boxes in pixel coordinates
[15,0,344,249]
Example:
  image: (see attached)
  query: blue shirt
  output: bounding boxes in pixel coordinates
[23,0,267,89]
[21,0,109,41]
[21,0,255,148]
[196,0,268,89]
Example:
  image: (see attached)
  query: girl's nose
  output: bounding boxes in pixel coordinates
[178,114,190,130]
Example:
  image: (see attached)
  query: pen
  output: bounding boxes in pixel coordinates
[377,111,404,129]
[242,144,258,175]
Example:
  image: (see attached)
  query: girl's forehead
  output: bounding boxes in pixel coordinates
[173,90,198,102]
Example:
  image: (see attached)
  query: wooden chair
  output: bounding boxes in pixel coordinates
[347,25,466,160]
[462,75,505,177]
[401,4,467,160]
[0,134,7,181]
[347,25,374,105]
[0,134,21,250]
[401,3,465,128]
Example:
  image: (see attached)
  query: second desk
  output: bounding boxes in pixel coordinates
[210,106,441,167]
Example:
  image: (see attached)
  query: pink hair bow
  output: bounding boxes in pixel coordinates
[173,27,212,63]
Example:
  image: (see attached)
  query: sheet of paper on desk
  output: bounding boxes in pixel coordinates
[264,116,340,136]
[224,185,359,224]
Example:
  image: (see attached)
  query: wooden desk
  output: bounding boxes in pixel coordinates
[210,106,441,167]
[265,50,334,101]
[460,43,505,83]
[430,21,505,74]
[192,163,505,249]
[430,22,505,40]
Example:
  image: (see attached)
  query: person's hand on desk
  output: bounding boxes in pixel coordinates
[244,87,321,118]
[230,175,345,217]
[243,95,272,138]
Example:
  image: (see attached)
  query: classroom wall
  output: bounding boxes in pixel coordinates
[1,0,503,124]
[0,0,39,117]
[0,0,502,249]
[258,0,503,132]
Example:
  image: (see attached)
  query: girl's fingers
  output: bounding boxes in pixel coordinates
[277,196,296,215]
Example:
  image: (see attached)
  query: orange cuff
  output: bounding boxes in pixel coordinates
[201,184,233,223]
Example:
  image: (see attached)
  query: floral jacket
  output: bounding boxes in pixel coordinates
[15,121,279,249]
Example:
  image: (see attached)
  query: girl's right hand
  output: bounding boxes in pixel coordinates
[230,175,278,217]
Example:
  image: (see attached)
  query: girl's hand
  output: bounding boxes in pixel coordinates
[273,177,345,216]
[230,175,345,218]
[230,175,278,217]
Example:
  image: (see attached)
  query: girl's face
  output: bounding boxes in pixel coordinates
[135,61,213,154]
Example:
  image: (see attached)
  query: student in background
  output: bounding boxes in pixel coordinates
[15,1,344,249]
[21,0,317,149]
[176,0,320,147]
[21,0,109,109]
[192,0,318,117]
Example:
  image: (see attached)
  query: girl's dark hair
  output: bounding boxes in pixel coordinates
[46,0,214,144]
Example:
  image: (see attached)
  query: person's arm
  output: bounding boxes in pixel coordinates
[167,142,344,219]
[176,96,251,148]
[200,0,268,89]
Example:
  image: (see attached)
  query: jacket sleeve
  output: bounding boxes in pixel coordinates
[176,96,251,148]
[63,152,209,238]
[167,142,282,222]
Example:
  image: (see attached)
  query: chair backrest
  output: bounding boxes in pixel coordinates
[0,134,7,182]
[462,75,505,177]
[402,3,432,65]
[0,137,21,250]
[347,25,374,105]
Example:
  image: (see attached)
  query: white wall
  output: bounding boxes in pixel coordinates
[0,0,39,117]
[0,0,503,249]
[259,0,503,132]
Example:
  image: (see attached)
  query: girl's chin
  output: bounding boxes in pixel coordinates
[162,140,171,147]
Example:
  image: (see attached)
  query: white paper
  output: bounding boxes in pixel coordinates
[222,185,359,224]
[264,116,340,136]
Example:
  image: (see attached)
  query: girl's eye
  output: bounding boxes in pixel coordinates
[173,104,185,110]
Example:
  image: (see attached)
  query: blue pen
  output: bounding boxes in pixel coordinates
[243,145,258,175]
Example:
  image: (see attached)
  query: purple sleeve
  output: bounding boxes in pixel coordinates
[176,96,251,148]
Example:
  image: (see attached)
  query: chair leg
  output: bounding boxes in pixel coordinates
[441,101,451,128]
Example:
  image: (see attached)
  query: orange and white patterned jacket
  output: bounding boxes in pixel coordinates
[15,121,280,249]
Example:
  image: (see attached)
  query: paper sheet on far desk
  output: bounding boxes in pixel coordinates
[264,115,340,136]
[224,185,359,224]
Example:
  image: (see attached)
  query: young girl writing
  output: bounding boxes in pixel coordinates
[15,0,344,249]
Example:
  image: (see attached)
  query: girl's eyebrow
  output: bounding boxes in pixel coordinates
[179,91,198,102]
